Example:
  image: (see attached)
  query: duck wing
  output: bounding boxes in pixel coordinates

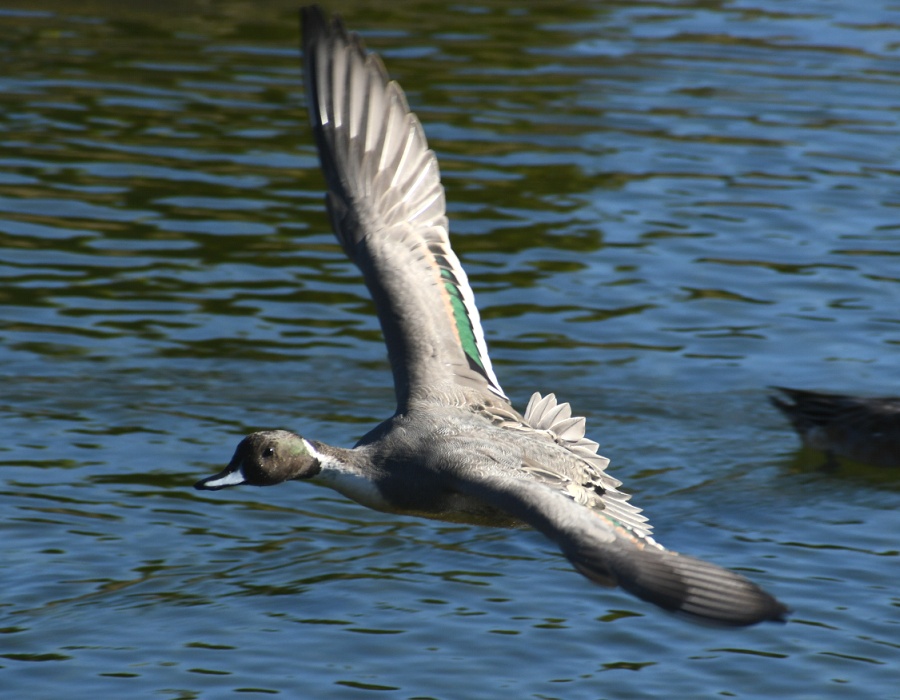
[447,457,788,626]
[301,7,507,411]
[431,391,787,625]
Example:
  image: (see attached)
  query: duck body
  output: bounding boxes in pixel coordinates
[346,403,532,526]
[196,5,789,626]
[203,393,644,531]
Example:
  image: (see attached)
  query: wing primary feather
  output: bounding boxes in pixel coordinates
[453,470,788,626]
[301,6,507,406]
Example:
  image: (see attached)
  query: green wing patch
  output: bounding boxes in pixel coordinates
[438,264,487,376]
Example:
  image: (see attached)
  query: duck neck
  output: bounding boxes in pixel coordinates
[306,441,392,512]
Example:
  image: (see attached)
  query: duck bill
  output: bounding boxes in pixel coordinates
[194,459,247,491]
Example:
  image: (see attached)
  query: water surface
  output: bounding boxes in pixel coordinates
[2,1,899,698]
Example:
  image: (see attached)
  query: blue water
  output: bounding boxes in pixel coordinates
[2,2,898,698]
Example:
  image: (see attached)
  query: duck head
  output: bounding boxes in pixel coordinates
[194,430,322,490]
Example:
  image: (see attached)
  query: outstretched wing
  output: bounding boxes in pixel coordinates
[301,7,507,410]
[450,466,788,626]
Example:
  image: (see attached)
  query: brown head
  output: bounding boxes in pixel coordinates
[194,430,322,490]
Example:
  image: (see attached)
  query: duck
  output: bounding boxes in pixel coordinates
[771,387,900,469]
[196,5,788,626]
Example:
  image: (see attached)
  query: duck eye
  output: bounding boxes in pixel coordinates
[262,447,275,458]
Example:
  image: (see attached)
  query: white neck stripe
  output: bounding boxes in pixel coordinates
[302,438,320,460]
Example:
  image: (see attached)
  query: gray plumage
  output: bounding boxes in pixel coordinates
[196,5,788,627]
